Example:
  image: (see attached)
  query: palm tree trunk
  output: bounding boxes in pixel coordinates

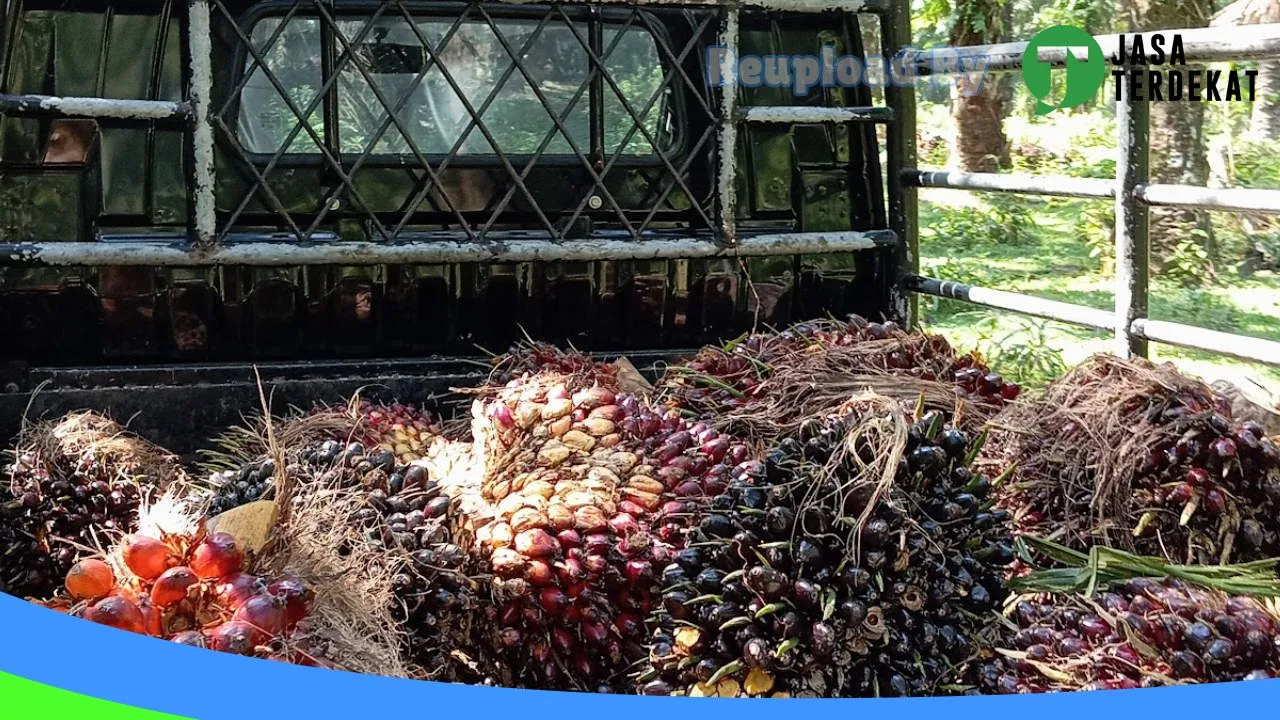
[949,0,1009,172]
[1130,0,1215,262]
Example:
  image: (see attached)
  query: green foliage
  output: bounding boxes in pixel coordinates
[1076,202,1115,273]
[921,196,1034,249]
[962,312,1070,388]
[1230,138,1280,190]
[1161,231,1215,288]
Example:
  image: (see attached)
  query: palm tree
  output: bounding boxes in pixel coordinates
[948,0,1011,172]
[1214,0,1280,140]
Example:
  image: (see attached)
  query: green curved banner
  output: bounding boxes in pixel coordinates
[0,671,190,719]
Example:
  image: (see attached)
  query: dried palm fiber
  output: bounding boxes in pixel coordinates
[424,343,753,692]
[198,407,357,476]
[658,316,1020,441]
[255,462,412,678]
[3,412,187,599]
[989,355,1280,565]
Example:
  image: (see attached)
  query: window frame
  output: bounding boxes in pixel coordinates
[228,0,688,170]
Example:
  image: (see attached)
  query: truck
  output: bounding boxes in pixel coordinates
[1,0,1278,451]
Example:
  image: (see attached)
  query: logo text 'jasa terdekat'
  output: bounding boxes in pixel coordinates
[1112,34,1257,101]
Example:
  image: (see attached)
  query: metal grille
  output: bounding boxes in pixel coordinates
[209,0,720,242]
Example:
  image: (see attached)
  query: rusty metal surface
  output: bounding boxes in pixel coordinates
[0,230,894,266]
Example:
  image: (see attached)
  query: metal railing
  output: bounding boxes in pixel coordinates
[889,19,1280,368]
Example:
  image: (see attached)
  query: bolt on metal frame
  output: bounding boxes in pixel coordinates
[893,19,1280,368]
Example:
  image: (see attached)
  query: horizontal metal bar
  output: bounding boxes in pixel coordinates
[908,23,1280,75]
[905,275,1114,330]
[906,170,1115,199]
[1136,183,1280,214]
[0,230,896,267]
[0,93,190,121]
[1132,319,1280,367]
[490,0,887,12]
[739,106,894,124]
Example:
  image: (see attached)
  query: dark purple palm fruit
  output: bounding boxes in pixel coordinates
[283,439,486,683]
[438,358,752,693]
[640,410,1011,697]
[984,578,1280,693]
[1,485,55,598]
[204,457,277,516]
[3,414,179,600]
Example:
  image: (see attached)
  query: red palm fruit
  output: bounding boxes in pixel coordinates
[1203,489,1227,516]
[190,533,244,579]
[618,500,648,517]
[169,630,206,648]
[1166,484,1194,504]
[233,594,287,643]
[614,613,642,638]
[608,513,638,536]
[556,529,582,549]
[623,559,652,583]
[120,535,174,580]
[86,596,146,634]
[514,528,558,558]
[562,605,582,624]
[499,601,522,626]
[571,654,594,679]
[139,598,163,637]
[524,560,554,586]
[65,559,115,601]
[583,533,610,554]
[583,550,606,573]
[538,588,569,615]
[491,548,525,577]
[266,577,313,629]
[581,618,609,645]
[552,627,577,655]
[558,557,586,584]
[214,573,261,610]
[1211,437,1238,459]
[1185,467,1211,487]
[208,621,257,655]
[151,566,199,608]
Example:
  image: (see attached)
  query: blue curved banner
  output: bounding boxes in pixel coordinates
[1,592,1277,719]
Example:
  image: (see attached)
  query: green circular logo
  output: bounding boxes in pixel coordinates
[1022,25,1106,115]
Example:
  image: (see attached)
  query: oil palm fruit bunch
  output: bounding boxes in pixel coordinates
[489,341,620,386]
[982,579,1280,693]
[638,405,1012,697]
[304,440,483,681]
[2,413,183,600]
[41,527,330,666]
[994,356,1280,565]
[204,458,277,516]
[1,485,48,597]
[330,400,441,465]
[662,316,1019,418]
[441,366,752,692]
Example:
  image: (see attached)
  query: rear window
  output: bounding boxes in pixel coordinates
[235,15,672,158]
